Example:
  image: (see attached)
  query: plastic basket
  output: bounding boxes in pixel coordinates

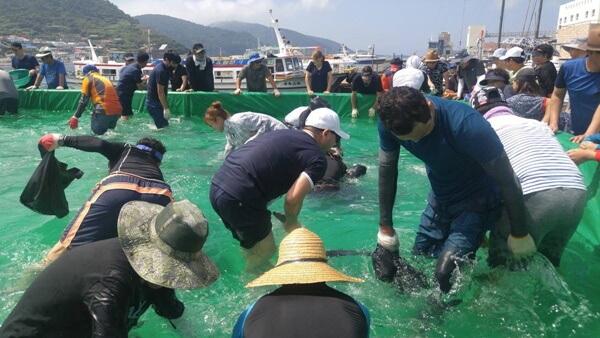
[9,69,31,87]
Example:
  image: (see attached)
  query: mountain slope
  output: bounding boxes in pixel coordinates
[135,14,345,56]
[209,21,346,55]
[135,14,257,56]
[0,0,186,52]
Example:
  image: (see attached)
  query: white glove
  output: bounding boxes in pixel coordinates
[368,108,376,117]
[56,86,64,90]
[351,108,359,118]
[234,88,242,95]
[273,89,281,97]
[507,234,536,258]
[377,230,399,252]
[163,109,171,120]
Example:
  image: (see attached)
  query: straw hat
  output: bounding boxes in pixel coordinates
[118,200,220,290]
[423,49,440,62]
[246,228,363,287]
[587,26,600,51]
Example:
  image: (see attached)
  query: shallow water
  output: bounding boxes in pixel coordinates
[1,110,599,337]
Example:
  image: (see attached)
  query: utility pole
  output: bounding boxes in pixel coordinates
[535,0,544,39]
[498,0,506,48]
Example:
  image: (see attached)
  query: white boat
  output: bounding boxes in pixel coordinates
[330,44,386,66]
[71,10,350,92]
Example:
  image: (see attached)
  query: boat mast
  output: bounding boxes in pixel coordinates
[498,0,506,48]
[269,9,288,56]
[87,39,98,62]
[534,0,544,39]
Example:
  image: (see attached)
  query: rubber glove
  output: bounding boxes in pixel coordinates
[163,109,171,120]
[147,288,185,320]
[233,88,242,95]
[273,89,281,98]
[68,117,79,129]
[507,233,536,258]
[56,86,64,90]
[371,231,400,282]
[368,108,376,117]
[351,108,359,118]
[39,133,61,151]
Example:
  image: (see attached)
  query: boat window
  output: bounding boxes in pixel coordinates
[285,58,293,71]
[215,70,235,80]
[276,59,284,72]
[292,58,302,70]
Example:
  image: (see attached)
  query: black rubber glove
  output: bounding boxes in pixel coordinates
[148,288,185,319]
[372,243,400,282]
[394,256,429,292]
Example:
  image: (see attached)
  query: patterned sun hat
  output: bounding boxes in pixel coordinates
[118,200,220,290]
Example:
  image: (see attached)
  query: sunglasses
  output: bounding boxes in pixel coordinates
[196,50,206,54]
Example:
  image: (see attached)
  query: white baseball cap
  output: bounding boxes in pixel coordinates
[499,47,524,60]
[305,108,349,140]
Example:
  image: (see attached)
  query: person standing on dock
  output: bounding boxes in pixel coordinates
[68,64,122,135]
[116,51,149,121]
[351,66,382,118]
[373,86,535,293]
[10,42,39,88]
[421,49,449,96]
[305,50,333,95]
[27,47,68,90]
[234,52,281,97]
[186,43,214,92]
[545,27,600,142]
[145,50,181,129]
[209,108,348,272]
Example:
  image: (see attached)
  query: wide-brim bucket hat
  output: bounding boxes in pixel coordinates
[246,228,363,287]
[118,200,220,290]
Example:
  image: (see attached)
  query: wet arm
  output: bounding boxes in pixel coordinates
[283,173,312,232]
[543,87,566,132]
[379,148,399,234]
[481,152,528,237]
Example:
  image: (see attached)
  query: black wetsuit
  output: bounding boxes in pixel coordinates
[0,238,181,337]
[233,283,370,338]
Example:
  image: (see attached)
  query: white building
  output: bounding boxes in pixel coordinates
[556,0,600,58]
[557,0,600,28]
[466,25,486,56]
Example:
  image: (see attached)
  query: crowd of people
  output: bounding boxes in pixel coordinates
[1,27,600,337]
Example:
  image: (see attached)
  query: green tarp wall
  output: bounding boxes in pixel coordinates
[15,90,600,247]
[17,89,378,118]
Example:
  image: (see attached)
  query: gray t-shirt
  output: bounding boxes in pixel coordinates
[238,64,271,92]
[0,70,19,100]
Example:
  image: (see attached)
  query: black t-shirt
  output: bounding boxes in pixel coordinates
[240,283,369,338]
[185,55,215,92]
[211,129,327,205]
[351,74,383,94]
[62,135,165,180]
[0,239,149,337]
[170,64,187,91]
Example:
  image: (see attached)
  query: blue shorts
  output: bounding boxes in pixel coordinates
[145,98,169,129]
[60,174,173,249]
[91,105,120,135]
[413,189,501,258]
[209,183,272,249]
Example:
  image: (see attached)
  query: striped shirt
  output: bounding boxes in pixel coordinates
[223,112,287,156]
[485,107,586,195]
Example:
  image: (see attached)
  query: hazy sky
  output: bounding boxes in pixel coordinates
[109,0,565,55]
